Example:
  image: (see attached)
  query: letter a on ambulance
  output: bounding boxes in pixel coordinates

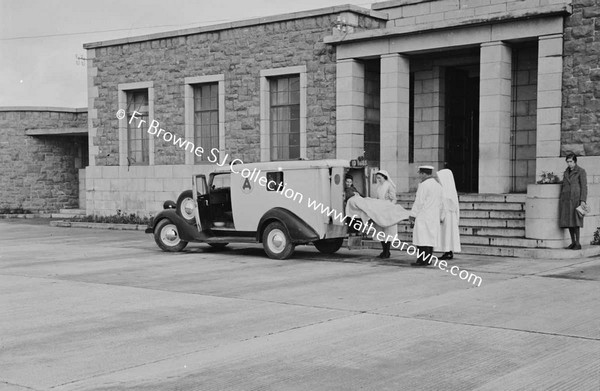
[242,178,252,194]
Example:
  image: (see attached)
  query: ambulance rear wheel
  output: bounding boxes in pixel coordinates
[176,190,196,224]
[314,238,344,254]
[262,222,295,260]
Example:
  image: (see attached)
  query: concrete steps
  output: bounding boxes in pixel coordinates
[391,192,591,256]
[358,240,600,259]
[392,232,562,248]
[459,218,525,228]
[397,193,527,203]
[398,201,525,211]
[396,223,525,237]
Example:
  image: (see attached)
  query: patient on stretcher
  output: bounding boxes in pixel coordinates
[344,174,362,201]
[345,195,411,229]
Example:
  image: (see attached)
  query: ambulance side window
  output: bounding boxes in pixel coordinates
[211,173,230,190]
[266,172,283,192]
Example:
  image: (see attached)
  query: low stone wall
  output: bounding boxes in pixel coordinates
[525,183,600,246]
[85,164,210,217]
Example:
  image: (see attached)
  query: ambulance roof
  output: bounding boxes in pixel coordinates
[211,159,353,174]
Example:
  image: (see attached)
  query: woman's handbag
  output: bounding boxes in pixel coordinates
[576,203,590,217]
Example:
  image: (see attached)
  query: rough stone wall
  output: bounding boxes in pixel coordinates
[562,0,600,156]
[90,15,350,167]
[0,110,87,212]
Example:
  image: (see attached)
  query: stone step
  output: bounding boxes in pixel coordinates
[459,218,525,228]
[391,232,563,248]
[459,210,526,219]
[59,208,86,215]
[357,240,600,259]
[396,193,527,203]
[398,219,525,228]
[398,201,524,211]
[459,245,600,259]
[395,224,525,238]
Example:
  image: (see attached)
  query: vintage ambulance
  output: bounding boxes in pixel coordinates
[145,159,372,259]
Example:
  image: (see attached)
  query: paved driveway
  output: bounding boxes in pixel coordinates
[1,219,599,390]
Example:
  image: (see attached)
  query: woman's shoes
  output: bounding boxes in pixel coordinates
[565,243,575,249]
[439,252,453,260]
[378,242,391,258]
[572,243,582,250]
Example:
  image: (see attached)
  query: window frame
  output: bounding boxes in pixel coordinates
[184,75,225,165]
[269,75,301,161]
[118,81,154,166]
[260,66,307,162]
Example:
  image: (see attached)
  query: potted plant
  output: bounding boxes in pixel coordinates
[536,171,561,184]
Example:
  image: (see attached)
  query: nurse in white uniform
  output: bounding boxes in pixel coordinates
[435,169,461,260]
[374,170,397,259]
[410,165,444,266]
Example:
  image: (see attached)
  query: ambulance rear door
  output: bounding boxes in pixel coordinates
[329,166,345,226]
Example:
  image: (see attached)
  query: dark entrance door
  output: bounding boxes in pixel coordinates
[444,67,479,193]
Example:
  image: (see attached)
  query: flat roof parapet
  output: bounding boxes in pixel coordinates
[0,107,87,113]
[325,3,571,45]
[83,4,388,49]
[372,0,432,10]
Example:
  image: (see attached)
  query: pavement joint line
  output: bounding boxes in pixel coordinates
[531,258,600,276]
[0,380,41,391]
[9,271,597,343]
[41,307,600,390]
[46,313,363,390]
[363,310,600,342]
[0,272,373,315]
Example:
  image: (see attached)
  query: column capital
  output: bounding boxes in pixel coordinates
[380,53,408,59]
[337,58,361,64]
[539,33,564,41]
[480,41,510,48]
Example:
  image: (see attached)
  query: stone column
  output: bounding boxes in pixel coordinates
[380,53,410,192]
[525,34,567,242]
[479,42,512,193]
[336,59,364,160]
[535,33,564,175]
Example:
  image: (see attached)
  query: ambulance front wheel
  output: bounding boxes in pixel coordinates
[154,219,188,252]
[314,238,344,254]
[262,222,295,260]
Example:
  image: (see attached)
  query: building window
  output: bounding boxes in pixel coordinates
[126,90,149,165]
[269,75,300,161]
[193,83,219,162]
[184,75,224,165]
[260,66,306,162]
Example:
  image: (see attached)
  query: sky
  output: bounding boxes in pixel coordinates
[0,0,379,108]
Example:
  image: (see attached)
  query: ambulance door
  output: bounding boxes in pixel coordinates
[329,167,345,226]
[192,174,211,231]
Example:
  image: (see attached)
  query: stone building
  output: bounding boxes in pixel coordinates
[0,107,88,213]
[80,0,600,251]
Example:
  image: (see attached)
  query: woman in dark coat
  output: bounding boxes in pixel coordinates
[559,153,588,250]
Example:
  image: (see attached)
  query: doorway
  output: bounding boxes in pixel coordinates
[444,67,479,193]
